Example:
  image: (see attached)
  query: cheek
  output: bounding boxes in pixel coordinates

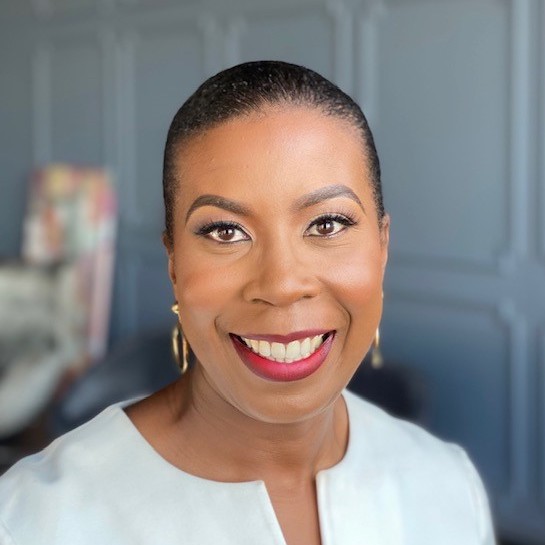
[173,251,240,333]
[321,240,385,316]
[326,245,384,367]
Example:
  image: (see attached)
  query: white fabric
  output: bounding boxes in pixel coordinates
[0,389,496,544]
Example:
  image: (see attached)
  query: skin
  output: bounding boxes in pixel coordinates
[126,105,389,545]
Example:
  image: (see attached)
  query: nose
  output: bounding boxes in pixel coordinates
[241,239,320,307]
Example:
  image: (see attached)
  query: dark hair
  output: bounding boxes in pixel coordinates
[162,60,384,247]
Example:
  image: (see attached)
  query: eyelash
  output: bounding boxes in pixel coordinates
[195,221,249,243]
[194,213,358,243]
[306,213,357,236]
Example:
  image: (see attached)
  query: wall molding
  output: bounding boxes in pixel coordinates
[123,251,171,334]
[224,2,347,84]
[327,0,354,93]
[31,41,51,166]
[363,0,523,276]
[538,0,545,263]
[507,0,532,261]
[355,0,384,127]
[31,25,105,166]
[99,23,118,173]
[32,0,111,19]
[386,289,527,506]
[539,324,545,510]
[497,299,533,505]
[118,17,206,230]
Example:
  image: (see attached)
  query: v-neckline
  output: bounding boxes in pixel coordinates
[111,390,361,545]
[114,389,357,489]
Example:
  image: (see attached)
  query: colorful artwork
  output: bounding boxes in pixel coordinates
[22,165,117,362]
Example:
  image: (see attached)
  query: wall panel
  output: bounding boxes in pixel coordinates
[37,0,104,16]
[383,295,511,495]
[127,255,172,333]
[541,328,545,507]
[538,0,545,524]
[0,0,34,19]
[0,40,33,257]
[540,0,545,263]
[121,21,205,232]
[116,0,199,8]
[374,0,511,271]
[230,7,336,80]
[41,32,104,165]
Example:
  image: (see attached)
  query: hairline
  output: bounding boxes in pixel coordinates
[165,101,375,228]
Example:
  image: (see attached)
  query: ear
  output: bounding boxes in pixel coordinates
[162,231,177,287]
[379,214,390,273]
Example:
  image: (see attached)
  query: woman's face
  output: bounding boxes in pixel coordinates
[167,105,389,423]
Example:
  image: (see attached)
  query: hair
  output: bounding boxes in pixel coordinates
[162,60,384,248]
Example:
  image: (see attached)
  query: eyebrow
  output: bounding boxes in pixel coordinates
[185,195,251,224]
[185,184,365,224]
[293,184,365,213]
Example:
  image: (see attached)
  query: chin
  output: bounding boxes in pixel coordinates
[227,378,347,425]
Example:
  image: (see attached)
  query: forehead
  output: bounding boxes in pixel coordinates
[175,106,370,201]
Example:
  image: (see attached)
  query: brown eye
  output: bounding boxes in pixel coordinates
[217,227,237,241]
[196,221,250,243]
[305,214,356,238]
[315,220,336,236]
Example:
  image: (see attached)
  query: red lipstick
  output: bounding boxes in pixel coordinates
[231,332,335,382]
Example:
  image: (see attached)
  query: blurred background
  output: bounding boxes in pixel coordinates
[0,0,544,543]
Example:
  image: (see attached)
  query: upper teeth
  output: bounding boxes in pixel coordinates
[240,334,327,363]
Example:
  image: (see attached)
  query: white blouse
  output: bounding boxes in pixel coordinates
[0,389,496,544]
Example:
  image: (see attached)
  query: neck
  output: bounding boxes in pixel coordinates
[166,367,349,486]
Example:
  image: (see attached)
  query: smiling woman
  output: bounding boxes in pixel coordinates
[0,61,495,545]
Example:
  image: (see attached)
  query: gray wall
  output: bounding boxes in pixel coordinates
[1,0,544,542]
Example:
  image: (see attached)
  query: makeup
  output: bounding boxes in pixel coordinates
[231,332,335,382]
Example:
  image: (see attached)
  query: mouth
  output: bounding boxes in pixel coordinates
[230,331,335,382]
[234,332,333,363]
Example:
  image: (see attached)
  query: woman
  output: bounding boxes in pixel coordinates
[0,61,495,544]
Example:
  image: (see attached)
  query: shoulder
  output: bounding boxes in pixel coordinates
[342,389,495,543]
[0,402,139,543]
[0,401,128,483]
[344,388,467,467]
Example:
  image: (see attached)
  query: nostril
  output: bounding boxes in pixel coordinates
[240,255,321,306]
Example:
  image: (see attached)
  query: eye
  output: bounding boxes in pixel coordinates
[196,221,250,243]
[305,214,357,237]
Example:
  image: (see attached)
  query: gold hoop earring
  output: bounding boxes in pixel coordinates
[371,328,383,369]
[171,324,189,374]
[170,302,189,374]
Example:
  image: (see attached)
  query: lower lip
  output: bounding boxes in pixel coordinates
[231,333,335,382]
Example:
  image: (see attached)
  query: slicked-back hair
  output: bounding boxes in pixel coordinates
[162,60,384,248]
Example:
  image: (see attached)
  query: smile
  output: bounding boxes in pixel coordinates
[236,333,329,363]
[230,331,335,382]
